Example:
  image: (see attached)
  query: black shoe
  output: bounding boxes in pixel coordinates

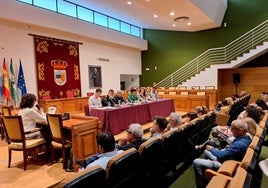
[65,167,73,172]
[74,157,86,168]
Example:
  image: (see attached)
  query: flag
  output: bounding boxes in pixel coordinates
[17,60,27,96]
[3,58,11,100]
[10,58,18,104]
[0,62,3,99]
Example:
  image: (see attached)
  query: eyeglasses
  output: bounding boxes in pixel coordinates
[126,130,132,134]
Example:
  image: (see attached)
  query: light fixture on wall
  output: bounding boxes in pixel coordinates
[174,16,189,22]
[97,57,110,62]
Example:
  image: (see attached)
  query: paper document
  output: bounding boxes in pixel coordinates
[259,158,268,176]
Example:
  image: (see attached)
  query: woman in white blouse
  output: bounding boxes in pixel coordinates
[18,93,47,139]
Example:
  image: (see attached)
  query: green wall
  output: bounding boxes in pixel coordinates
[141,0,268,86]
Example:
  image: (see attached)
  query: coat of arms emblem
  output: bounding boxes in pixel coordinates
[51,59,68,86]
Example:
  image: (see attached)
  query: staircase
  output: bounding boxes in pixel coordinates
[181,41,268,89]
[156,20,268,89]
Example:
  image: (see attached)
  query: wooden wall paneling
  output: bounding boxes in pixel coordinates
[218,67,268,103]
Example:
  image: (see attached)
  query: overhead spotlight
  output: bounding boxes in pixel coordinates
[127,1,132,5]
[174,16,189,22]
[153,14,158,18]
[170,12,175,16]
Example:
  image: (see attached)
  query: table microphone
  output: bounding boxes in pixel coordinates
[36,104,41,110]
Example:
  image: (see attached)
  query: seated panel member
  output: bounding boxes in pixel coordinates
[127,88,139,103]
[102,89,118,106]
[88,88,102,112]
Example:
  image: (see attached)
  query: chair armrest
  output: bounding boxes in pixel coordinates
[205,169,233,180]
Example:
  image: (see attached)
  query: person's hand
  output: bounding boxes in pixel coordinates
[118,137,127,146]
[206,145,213,151]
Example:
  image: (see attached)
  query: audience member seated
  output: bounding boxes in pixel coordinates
[195,106,208,117]
[149,86,158,101]
[76,131,123,170]
[239,90,248,97]
[149,116,168,139]
[88,88,102,113]
[183,111,198,124]
[166,112,183,130]
[238,105,262,124]
[127,88,139,103]
[193,119,251,188]
[255,98,268,110]
[116,123,147,150]
[101,89,118,106]
[216,98,233,114]
[114,90,126,104]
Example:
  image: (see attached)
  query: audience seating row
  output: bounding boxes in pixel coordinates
[227,94,251,125]
[55,111,217,188]
[205,112,268,188]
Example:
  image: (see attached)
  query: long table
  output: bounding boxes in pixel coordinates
[91,98,175,134]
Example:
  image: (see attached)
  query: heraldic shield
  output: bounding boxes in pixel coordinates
[54,69,67,86]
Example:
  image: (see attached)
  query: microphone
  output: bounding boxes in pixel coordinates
[36,104,41,110]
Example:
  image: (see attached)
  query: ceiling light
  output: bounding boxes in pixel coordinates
[174,16,189,22]
[127,1,132,5]
[153,14,158,18]
[172,24,176,27]
[187,22,192,25]
[170,12,175,16]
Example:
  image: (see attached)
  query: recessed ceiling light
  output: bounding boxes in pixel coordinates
[174,16,189,22]
[153,14,158,18]
[170,12,175,16]
[127,1,132,5]
[172,24,176,27]
[187,22,192,25]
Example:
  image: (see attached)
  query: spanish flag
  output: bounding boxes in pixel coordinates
[3,58,11,101]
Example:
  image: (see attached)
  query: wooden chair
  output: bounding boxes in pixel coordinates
[168,91,177,95]
[205,148,257,179]
[180,91,189,95]
[191,86,200,90]
[205,86,215,90]
[2,115,46,170]
[106,148,142,188]
[66,90,74,98]
[2,106,12,116]
[46,114,72,169]
[55,165,106,188]
[138,137,164,186]
[178,86,187,90]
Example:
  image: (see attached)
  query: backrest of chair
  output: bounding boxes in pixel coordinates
[2,115,25,143]
[47,114,64,142]
[191,86,200,90]
[56,165,106,188]
[106,148,141,188]
[138,137,163,171]
[227,167,252,188]
[66,90,74,98]
[180,91,189,95]
[240,148,257,173]
[215,112,230,126]
[2,106,12,116]
[168,91,177,95]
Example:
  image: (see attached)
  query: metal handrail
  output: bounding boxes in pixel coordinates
[156,20,268,87]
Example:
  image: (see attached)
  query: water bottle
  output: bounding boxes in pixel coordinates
[118,100,121,106]
[108,101,111,107]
